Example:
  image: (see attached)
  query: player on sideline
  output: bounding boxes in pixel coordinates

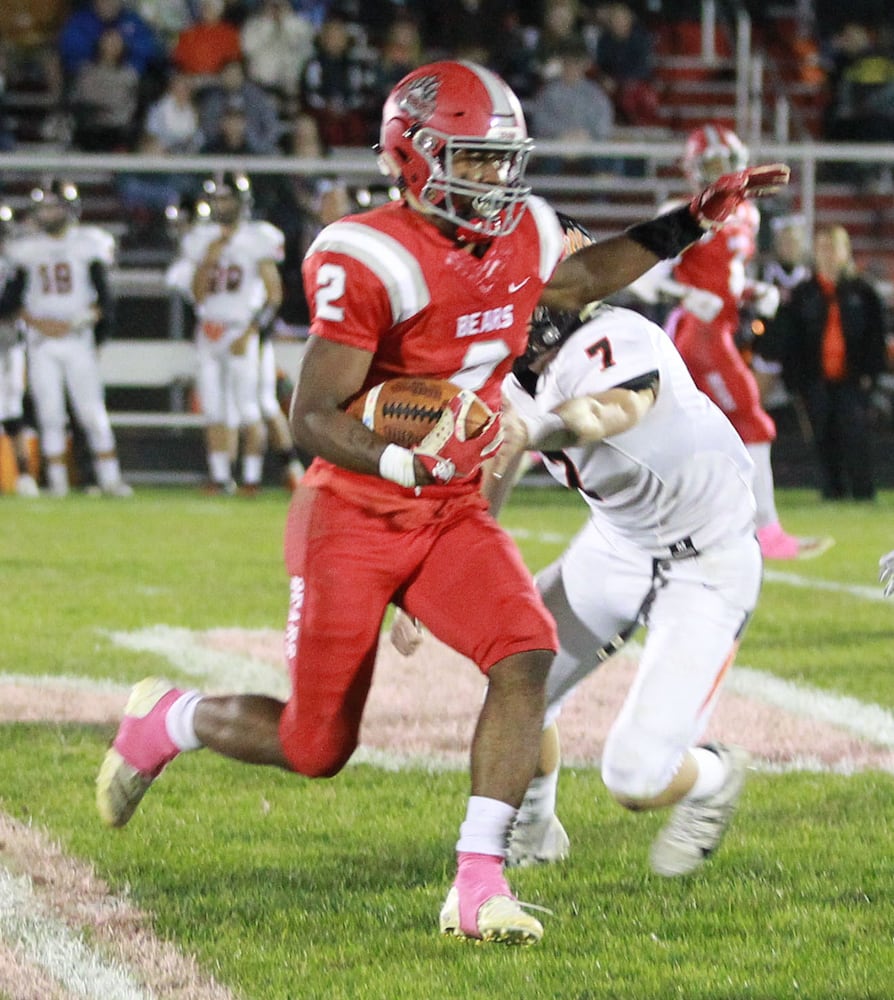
[165,173,285,495]
[0,204,39,497]
[628,124,830,561]
[0,181,131,497]
[98,60,788,945]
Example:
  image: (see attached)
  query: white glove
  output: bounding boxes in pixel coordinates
[750,281,781,319]
[680,287,724,322]
[390,608,424,656]
[879,550,894,598]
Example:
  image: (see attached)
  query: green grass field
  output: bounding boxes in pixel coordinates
[1,486,892,1000]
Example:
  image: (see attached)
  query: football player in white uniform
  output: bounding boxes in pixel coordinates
[0,182,131,497]
[0,204,39,497]
[395,217,762,877]
[492,217,761,877]
[165,173,286,494]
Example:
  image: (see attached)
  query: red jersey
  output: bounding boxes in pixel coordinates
[672,201,759,327]
[300,195,564,505]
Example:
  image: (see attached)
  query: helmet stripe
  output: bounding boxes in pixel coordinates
[457,60,519,121]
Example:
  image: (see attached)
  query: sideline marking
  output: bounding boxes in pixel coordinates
[104,625,289,697]
[762,568,887,602]
[728,665,894,747]
[5,625,893,768]
[0,869,149,1000]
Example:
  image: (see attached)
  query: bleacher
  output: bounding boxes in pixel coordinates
[1,0,893,484]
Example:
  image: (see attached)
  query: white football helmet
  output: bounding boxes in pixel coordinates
[30,179,80,234]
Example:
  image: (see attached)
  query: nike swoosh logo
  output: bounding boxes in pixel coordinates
[509,278,530,293]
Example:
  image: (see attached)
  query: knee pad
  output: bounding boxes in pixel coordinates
[81,408,115,454]
[601,718,686,803]
[42,426,67,458]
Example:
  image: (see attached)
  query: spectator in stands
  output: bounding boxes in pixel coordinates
[199,58,282,155]
[412,0,516,62]
[118,72,204,222]
[240,0,316,111]
[372,15,424,100]
[143,71,205,154]
[823,21,894,185]
[527,37,615,175]
[71,28,140,152]
[291,0,335,31]
[58,0,164,81]
[491,7,545,100]
[131,0,197,50]
[0,44,17,152]
[780,225,889,501]
[592,2,660,126]
[492,0,595,100]
[173,0,243,77]
[201,97,270,156]
[300,10,378,147]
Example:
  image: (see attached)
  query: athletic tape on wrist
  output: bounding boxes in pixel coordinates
[378,443,417,488]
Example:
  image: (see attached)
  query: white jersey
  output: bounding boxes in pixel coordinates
[171,220,284,327]
[510,305,756,556]
[6,225,115,323]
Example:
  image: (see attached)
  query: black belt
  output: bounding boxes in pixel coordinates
[665,535,700,560]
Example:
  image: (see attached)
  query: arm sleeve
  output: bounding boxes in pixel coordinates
[0,269,25,319]
[90,260,114,344]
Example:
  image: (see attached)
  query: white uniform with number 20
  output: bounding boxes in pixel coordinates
[167,219,284,427]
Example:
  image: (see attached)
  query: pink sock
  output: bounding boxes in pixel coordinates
[113,689,182,777]
[455,852,513,937]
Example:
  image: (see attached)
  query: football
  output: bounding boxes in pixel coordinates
[346,377,491,448]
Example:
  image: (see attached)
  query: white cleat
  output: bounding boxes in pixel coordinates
[439,887,543,945]
[103,480,134,498]
[15,474,39,497]
[506,814,570,868]
[650,743,750,877]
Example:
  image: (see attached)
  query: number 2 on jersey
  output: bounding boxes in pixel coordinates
[315,263,346,321]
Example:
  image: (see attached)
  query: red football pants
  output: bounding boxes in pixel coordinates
[278,483,557,777]
[672,310,776,445]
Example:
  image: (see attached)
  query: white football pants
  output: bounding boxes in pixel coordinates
[538,518,762,801]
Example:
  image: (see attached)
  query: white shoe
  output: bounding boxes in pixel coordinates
[15,474,39,497]
[439,886,543,945]
[650,743,749,877]
[506,814,570,868]
[103,480,134,498]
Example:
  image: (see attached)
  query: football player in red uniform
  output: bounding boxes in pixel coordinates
[98,62,788,944]
[631,124,830,560]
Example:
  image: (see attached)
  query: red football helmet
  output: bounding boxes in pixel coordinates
[377,60,533,239]
[682,124,749,188]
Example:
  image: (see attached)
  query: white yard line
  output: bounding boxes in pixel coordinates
[728,665,894,747]
[762,568,888,602]
[0,870,150,1000]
